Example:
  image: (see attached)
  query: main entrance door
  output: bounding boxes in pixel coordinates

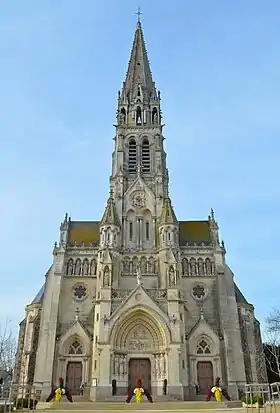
[66,361,82,395]
[197,361,213,394]
[128,358,151,393]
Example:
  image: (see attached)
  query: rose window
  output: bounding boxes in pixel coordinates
[73,284,87,300]
[192,284,205,299]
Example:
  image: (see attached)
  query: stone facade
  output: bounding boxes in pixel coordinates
[14,21,266,401]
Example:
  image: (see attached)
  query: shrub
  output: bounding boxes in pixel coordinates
[242,395,264,405]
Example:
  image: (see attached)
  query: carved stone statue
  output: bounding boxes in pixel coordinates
[82,260,89,275]
[67,260,73,275]
[169,266,176,286]
[103,267,110,286]
[120,112,125,124]
[153,111,158,124]
[91,259,97,275]
[206,259,212,275]
[75,260,81,275]
[197,259,204,275]
[190,259,196,275]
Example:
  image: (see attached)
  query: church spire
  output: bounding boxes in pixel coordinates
[121,20,158,103]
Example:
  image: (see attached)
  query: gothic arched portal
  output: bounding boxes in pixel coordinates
[111,308,169,352]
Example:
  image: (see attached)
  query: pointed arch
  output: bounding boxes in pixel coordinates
[136,106,142,124]
[128,139,137,173]
[110,307,169,351]
[141,138,150,173]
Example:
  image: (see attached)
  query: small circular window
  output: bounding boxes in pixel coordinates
[73,283,87,301]
[191,284,207,301]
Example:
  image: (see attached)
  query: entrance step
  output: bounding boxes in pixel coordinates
[48,400,242,410]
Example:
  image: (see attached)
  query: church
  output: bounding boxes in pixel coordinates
[14,19,266,401]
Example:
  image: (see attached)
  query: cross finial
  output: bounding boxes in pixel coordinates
[200,308,204,320]
[75,307,80,321]
[135,6,143,24]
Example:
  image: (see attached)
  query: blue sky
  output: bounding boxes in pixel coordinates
[0,0,279,336]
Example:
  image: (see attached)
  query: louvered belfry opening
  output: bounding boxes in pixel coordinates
[142,139,150,173]
[128,139,137,173]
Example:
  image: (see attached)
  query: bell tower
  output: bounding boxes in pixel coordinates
[110,19,170,229]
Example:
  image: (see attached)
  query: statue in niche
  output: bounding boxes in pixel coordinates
[123,257,130,273]
[153,111,158,124]
[75,260,81,275]
[91,259,97,275]
[140,258,147,274]
[67,260,73,275]
[168,266,176,286]
[132,258,138,274]
[103,266,110,286]
[206,259,212,275]
[82,260,89,275]
[190,259,196,275]
[120,111,126,124]
[197,259,204,275]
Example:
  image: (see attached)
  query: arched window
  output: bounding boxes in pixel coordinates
[136,106,142,124]
[141,139,150,173]
[128,139,137,173]
[69,339,83,355]
[196,339,211,355]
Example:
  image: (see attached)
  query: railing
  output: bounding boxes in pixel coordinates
[0,384,39,413]
[241,382,280,413]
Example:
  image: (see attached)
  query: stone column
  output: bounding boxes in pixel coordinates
[152,219,156,247]
[123,218,126,247]
[139,218,143,249]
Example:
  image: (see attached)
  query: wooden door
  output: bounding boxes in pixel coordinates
[128,358,151,393]
[66,361,82,395]
[197,361,213,394]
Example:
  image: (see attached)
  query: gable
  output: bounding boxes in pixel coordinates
[187,315,220,356]
[108,285,170,327]
[124,176,156,215]
[58,320,92,356]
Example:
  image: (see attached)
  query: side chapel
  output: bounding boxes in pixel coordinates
[14,19,266,401]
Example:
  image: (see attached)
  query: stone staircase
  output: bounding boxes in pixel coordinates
[39,400,242,411]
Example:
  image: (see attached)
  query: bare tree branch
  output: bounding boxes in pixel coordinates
[264,309,280,380]
[0,319,17,380]
[266,309,280,335]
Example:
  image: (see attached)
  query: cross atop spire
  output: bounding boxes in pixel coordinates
[135,6,143,24]
[121,16,158,103]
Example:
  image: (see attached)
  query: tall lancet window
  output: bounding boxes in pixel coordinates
[141,139,150,173]
[128,139,137,173]
[136,106,142,125]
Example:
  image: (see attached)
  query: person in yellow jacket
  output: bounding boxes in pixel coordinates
[126,378,153,403]
[134,385,144,403]
[211,385,222,402]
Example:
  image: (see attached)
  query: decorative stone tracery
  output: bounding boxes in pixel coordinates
[182,257,214,276]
